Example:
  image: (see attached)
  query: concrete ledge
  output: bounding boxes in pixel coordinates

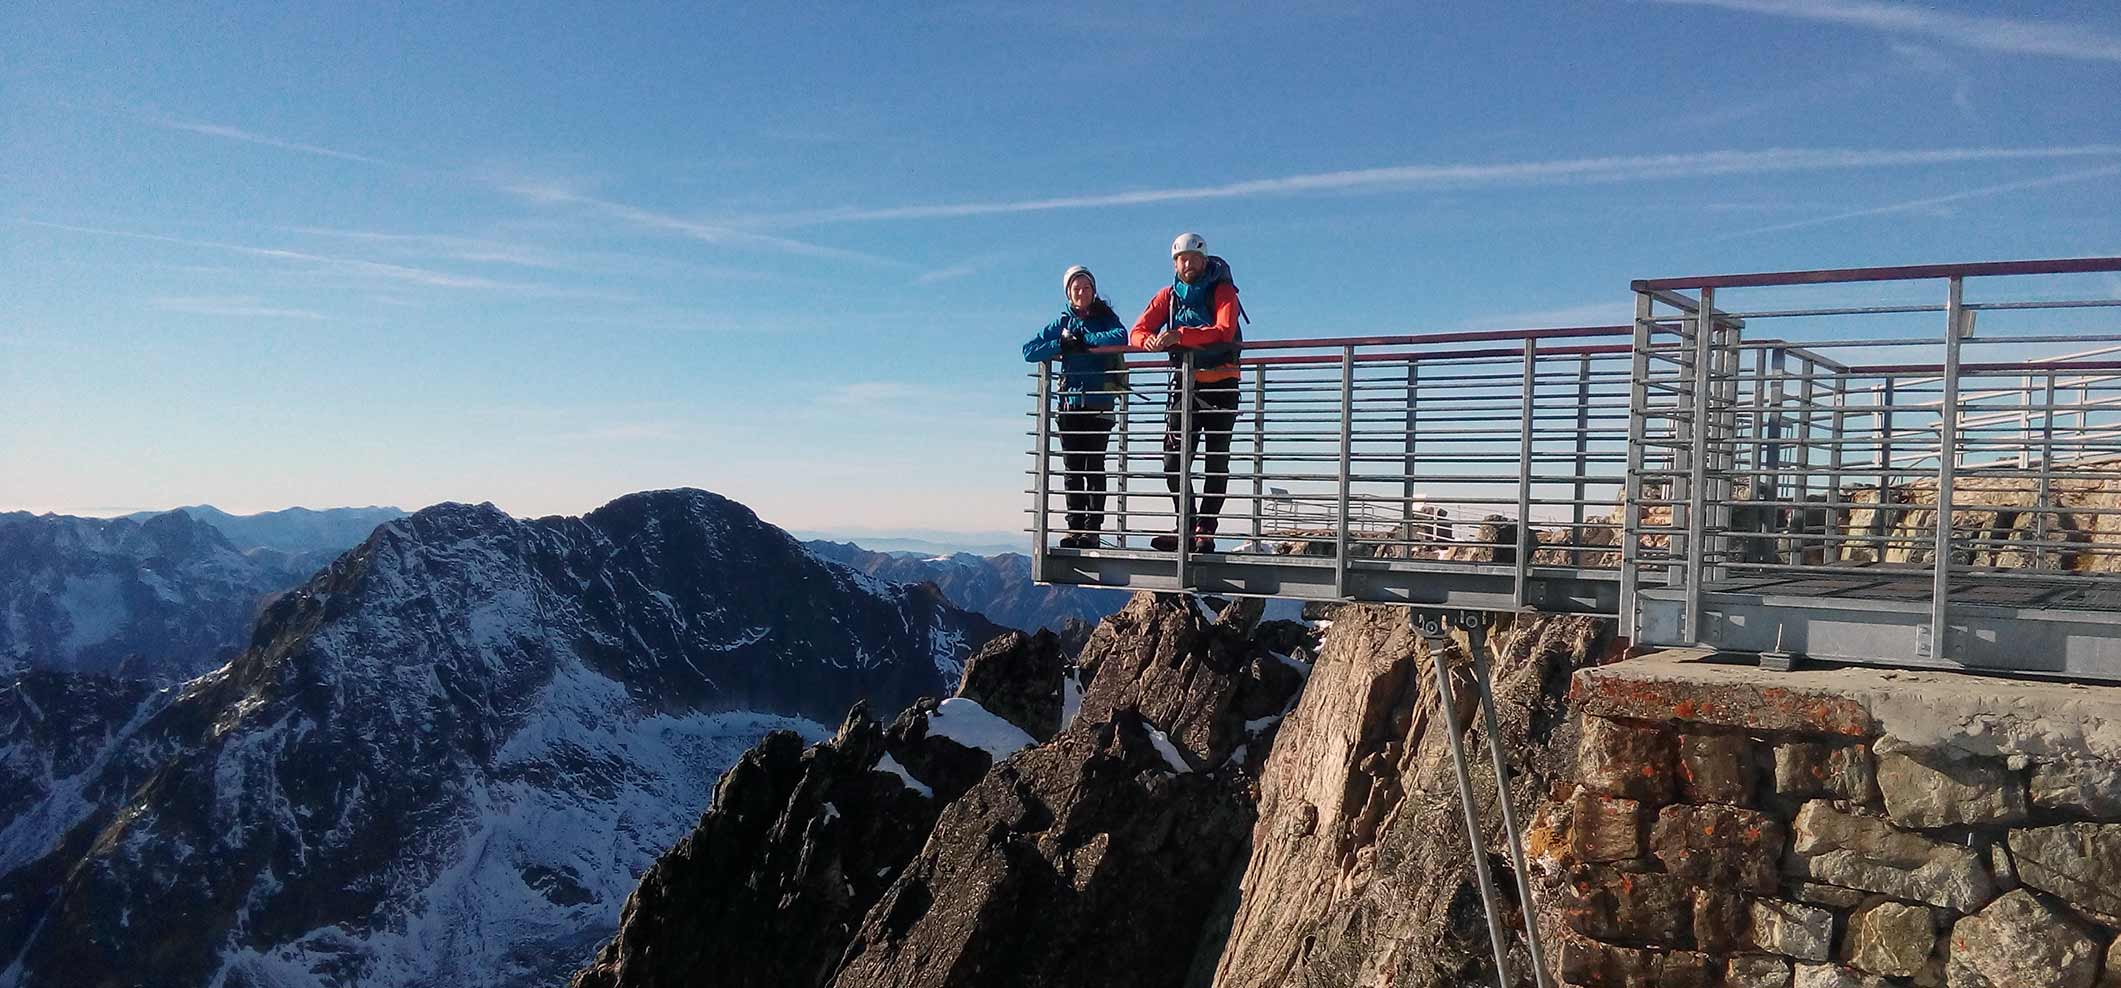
[1576,649,2121,762]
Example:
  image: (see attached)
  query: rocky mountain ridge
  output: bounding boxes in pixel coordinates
[0,488,999,988]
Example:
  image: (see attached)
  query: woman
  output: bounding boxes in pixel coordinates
[1023,265,1130,549]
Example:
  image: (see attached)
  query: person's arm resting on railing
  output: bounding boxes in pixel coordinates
[1130,288,1174,351]
[1023,314,1070,362]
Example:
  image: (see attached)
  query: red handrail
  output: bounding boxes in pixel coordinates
[1634,256,2121,292]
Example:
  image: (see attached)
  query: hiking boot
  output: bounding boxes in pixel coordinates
[1190,536,1215,554]
[1151,534,1181,551]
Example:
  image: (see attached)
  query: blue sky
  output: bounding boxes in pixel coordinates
[4,1,2117,533]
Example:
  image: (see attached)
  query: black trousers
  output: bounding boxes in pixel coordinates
[1059,409,1115,533]
[1164,379,1240,534]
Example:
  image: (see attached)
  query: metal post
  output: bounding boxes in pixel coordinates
[1683,290,1716,643]
[2037,370,2058,569]
[1794,353,1818,562]
[1515,339,1536,608]
[1404,360,1421,553]
[1874,378,1898,563]
[1710,317,1741,585]
[1825,372,1848,563]
[1034,365,1053,575]
[1929,277,1965,662]
[1336,345,1355,597]
[1252,362,1267,551]
[1177,352,1195,590]
[1415,613,1518,988]
[1115,376,1130,549]
[1571,353,1592,567]
[1621,292,1654,643]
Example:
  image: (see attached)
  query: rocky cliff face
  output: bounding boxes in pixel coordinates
[0,489,999,988]
[1214,608,1610,987]
[572,594,1615,988]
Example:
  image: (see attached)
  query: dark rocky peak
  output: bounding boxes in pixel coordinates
[573,701,991,988]
[1074,593,1314,769]
[829,708,1256,988]
[571,591,1316,988]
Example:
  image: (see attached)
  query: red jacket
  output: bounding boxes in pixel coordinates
[1129,283,1242,383]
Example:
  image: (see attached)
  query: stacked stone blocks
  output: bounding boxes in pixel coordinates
[1544,669,2121,988]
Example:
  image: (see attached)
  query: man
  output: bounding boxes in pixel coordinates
[1131,232,1243,553]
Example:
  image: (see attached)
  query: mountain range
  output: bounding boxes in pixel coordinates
[0,489,999,988]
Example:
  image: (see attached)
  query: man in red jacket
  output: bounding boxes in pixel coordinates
[1132,232,1243,553]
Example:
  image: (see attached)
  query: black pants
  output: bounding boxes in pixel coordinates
[1164,379,1239,534]
[1059,409,1115,534]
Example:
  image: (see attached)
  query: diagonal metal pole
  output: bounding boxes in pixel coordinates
[1415,609,1549,988]
[1463,612,1552,988]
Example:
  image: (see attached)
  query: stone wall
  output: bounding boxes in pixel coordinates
[1531,652,2121,988]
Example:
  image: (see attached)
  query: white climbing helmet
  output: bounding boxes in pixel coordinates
[1062,264,1095,294]
[1171,232,1206,258]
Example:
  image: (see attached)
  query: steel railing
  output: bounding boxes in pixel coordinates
[1626,256,2121,670]
[1024,255,2121,675]
[1026,325,1653,609]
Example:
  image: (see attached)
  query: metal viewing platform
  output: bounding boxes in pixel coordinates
[1027,255,2121,680]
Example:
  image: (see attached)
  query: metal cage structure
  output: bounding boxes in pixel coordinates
[1026,255,2121,680]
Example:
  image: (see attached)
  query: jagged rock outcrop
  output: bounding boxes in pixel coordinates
[829,709,1253,987]
[571,592,1313,988]
[570,703,977,988]
[1212,607,1610,988]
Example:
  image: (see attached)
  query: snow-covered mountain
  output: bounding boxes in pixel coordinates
[0,489,1001,988]
[123,505,408,558]
[804,541,1303,636]
[0,510,290,681]
[803,542,1126,634]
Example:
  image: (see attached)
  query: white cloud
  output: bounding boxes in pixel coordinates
[1715,163,2121,241]
[22,219,507,289]
[499,183,908,267]
[743,145,2121,226]
[149,295,328,320]
[1647,0,2121,63]
[914,262,980,285]
[144,116,398,166]
[825,381,929,404]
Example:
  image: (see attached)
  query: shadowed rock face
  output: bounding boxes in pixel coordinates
[829,709,1255,988]
[570,704,972,988]
[571,592,1314,988]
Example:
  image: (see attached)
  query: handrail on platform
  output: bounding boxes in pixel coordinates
[1027,255,2121,680]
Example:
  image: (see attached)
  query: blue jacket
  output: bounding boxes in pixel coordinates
[1022,300,1129,411]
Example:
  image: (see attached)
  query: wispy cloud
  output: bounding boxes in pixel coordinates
[1460,301,1635,332]
[1647,0,2121,63]
[143,116,399,166]
[150,295,329,319]
[502,182,907,267]
[1714,164,2121,241]
[741,145,2121,226]
[825,381,930,404]
[20,219,509,289]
